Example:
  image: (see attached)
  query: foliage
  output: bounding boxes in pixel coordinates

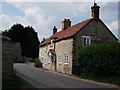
[2,73,24,88]
[34,58,42,68]
[79,73,117,85]
[77,42,120,77]
[2,23,40,58]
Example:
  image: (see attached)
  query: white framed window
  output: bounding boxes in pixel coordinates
[48,56,51,64]
[64,54,68,64]
[58,55,62,64]
[82,36,91,46]
[50,39,53,47]
[45,44,48,53]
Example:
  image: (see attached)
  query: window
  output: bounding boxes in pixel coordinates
[64,54,68,64]
[82,36,91,46]
[45,44,48,53]
[58,55,62,64]
[50,39,53,47]
[48,56,51,64]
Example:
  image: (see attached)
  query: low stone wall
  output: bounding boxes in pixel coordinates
[2,37,15,79]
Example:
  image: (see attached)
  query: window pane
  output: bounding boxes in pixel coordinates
[83,38,86,46]
[87,38,89,45]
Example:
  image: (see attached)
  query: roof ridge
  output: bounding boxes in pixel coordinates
[40,18,93,46]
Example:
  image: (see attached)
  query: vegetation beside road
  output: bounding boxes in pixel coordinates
[34,58,43,68]
[2,72,24,88]
[77,42,120,85]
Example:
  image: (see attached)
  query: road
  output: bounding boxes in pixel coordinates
[14,62,117,88]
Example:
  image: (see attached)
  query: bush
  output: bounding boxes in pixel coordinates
[34,58,42,68]
[77,42,120,77]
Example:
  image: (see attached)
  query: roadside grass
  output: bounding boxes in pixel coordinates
[2,73,24,88]
[79,73,119,85]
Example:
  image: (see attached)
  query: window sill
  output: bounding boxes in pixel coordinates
[58,62,62,65]
[64,63,68,65]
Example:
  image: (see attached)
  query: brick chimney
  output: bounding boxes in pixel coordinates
[53,26,57,35]
[62,19,71,31]
[91,3,100,20]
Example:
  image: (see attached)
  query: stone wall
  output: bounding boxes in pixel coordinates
[39,38,73,74]
[55,38,73,74]
[73,20,117,64]
[2,37,15,79]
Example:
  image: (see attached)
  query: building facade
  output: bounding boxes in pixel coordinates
[39,3,118,74]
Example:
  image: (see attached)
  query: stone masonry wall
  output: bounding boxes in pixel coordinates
[39,38,73,74]
[73,20,117,64]
[2,37,15,79]
[55,38,73,74]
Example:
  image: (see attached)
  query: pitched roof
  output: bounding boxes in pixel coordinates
[40,18,93,46]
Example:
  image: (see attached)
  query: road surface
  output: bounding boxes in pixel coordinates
[14,62,117,88]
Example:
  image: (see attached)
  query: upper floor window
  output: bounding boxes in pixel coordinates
[82,36,91,46]
[50,39,54,47]
[45,44,48,53]
[64,54,68,64]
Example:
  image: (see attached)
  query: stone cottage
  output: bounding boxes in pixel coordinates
[39,3,118,74]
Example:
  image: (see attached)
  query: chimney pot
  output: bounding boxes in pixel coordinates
[62,18,71,31]
[53,26,57,35]
[91,3,100,20]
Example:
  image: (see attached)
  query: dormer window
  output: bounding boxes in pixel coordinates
[45,44,48,53]
[50,39,53,47]
[82,36,91,46]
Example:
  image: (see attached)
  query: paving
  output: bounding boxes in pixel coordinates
[14,62,118,89]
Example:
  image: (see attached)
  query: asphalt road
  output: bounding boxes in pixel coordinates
[14,62,117,88]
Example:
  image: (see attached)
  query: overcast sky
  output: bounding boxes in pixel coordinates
[0,0,119,41]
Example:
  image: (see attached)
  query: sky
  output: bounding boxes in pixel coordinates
[0,0,119,41]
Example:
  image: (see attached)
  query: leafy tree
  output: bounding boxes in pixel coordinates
[21,26,40,58]
[2,23,40,58]
[7,24,24,42]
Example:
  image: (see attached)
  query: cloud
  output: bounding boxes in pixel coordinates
[107,21,119,38]
[1,2,118,41]
[3,0,120,2]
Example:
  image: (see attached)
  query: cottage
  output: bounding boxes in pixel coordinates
[39,3,118,74]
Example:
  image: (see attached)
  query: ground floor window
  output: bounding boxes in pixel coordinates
[64,54,68,64]
[58,55,62,64]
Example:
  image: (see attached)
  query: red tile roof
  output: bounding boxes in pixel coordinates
[40,18,93,46]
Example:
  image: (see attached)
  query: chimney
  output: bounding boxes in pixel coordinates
[62,19,71,31]
[91,3,100,20]
[53,26,57,35]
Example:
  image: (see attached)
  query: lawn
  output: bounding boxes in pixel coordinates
[79,73,120,86]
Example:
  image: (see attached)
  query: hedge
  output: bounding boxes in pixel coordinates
[77,42,120,77]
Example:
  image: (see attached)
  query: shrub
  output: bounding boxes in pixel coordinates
[77,42,120,77]
[34,58,42,68]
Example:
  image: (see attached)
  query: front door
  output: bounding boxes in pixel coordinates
[51,56,55,71]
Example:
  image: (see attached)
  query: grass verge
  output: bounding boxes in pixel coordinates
[2,73,24,88]
[79,73,119,85]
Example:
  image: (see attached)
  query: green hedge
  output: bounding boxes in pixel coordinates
[34,58,42,68]
[77,42,120,77]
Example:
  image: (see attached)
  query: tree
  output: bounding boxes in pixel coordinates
[2,24,40,58]
[7,24,24,42]
[21,26,40,58]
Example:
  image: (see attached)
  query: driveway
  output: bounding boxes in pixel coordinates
[14,62,118,88]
